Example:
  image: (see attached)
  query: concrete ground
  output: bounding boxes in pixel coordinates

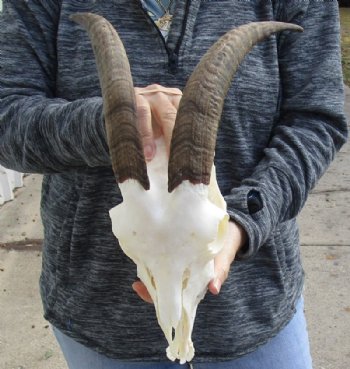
[0,88,349,368]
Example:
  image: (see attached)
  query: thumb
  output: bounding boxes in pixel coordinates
[208,221,246,295]
[208,265,230,295]
[132,281,153,304]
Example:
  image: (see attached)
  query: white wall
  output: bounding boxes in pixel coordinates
[0,166,24,205]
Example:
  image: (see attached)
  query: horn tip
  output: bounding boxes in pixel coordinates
[69,12,86,23]
[276,21,303,33]
[70,12,99,27]
[288,23,304,33]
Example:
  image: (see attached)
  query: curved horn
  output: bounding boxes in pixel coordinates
[168,21,303,192]
[71,13,150,190]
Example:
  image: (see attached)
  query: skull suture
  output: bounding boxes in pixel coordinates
[71,13,303,363]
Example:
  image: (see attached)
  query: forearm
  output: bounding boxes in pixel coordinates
[225,1,348,258]
[0,95,109,173]
[0,1,110,173]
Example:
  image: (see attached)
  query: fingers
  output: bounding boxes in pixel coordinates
[208,262,230,295]
[150,93,177,155]
[143,84,182,111]
[135,93,155,161]
[135,84,182,157]
[208,221,247,295]
[132,281,153,304]
[171,93,182,110]
[137,85,182,97]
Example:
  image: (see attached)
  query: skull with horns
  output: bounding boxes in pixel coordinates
[71,13,302,364]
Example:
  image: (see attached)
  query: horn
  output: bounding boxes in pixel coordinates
[168,21,303,192]
[71,13,150,190]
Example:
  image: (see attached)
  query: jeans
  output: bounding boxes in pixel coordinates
[53,297,313,369]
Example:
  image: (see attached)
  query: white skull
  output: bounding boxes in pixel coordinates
[110,138,229,363]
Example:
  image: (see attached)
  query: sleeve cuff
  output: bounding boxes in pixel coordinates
[224,185,273,260]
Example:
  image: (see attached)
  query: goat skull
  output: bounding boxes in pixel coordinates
[71,13,303,363]
[111,137,228,362]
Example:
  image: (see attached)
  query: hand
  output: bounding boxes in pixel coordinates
[132,221,247,303]
[208,221,247,295]
[135,84,182,161]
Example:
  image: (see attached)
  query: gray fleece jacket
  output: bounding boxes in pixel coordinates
[0,0,348,363]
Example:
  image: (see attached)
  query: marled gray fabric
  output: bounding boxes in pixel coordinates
[0,0,347,363]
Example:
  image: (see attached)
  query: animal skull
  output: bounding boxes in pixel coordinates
[71,13,303,363]
[110,137,228,362]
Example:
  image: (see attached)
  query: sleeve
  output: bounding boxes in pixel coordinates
[224,1,348,259]
[0,0,110,174]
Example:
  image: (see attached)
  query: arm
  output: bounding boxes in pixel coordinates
[0,0,109,173]
[225,1,348,259]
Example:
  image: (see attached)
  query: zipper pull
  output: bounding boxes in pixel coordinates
[168,51,178,74]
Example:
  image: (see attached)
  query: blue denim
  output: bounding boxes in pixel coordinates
[53,297,313,369]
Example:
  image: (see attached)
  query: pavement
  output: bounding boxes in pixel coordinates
[0,91,349,369]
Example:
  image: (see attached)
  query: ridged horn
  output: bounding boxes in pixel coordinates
[168,21,303,192]
[71,13,150,190]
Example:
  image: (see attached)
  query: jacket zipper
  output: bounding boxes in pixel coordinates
[137,0,191,74]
